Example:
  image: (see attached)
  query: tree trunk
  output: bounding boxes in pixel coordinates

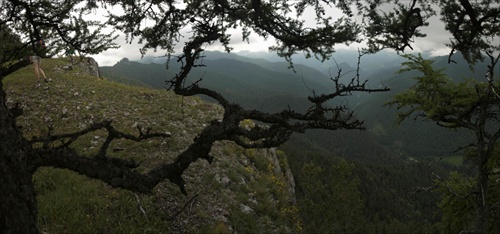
[0,83,39,233]
[474,152,489,234]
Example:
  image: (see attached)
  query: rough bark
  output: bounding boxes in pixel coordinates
[0,81,39,234]
[475,155,489,234]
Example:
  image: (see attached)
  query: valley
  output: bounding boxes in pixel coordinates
[99,50,496,232]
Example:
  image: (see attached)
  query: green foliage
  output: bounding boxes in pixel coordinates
[441,156,464,167]
[436,172,476,234]
[234,147,301,233]
[282,137,445,233]
[436,148,500,233]
[390,53,500,233]
[388,53,483,127]
[438,0,500,65]
[360,1,433,53]
[1,0,118,59]
[102,0,361,63]
[295,159,364,233]
[244,148,270,172]
[0,26,29,63]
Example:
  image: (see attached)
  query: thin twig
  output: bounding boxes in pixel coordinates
[134,193,148,220]
[166,193,200,221]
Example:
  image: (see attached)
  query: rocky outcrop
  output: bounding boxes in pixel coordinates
[76,57,100,78]
[161,144,300,234]
[52,57,100,78]
[266,148,296,204]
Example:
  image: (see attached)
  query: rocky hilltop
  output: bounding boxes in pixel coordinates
[4,57,299,233]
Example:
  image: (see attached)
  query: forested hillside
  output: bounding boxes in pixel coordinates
[101,51,491,158]
[101,51,490,232]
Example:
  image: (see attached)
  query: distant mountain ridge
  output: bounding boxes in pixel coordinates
[100,50,496,158]
[102,52,336,112]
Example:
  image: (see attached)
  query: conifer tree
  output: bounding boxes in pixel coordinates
[389,53,500,234]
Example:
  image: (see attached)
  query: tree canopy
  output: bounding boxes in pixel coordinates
[388,52,500,233]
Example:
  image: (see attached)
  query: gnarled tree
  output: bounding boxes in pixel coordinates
[0,0,391,233]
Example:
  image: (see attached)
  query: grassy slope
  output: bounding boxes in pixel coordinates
[4,58,299,233]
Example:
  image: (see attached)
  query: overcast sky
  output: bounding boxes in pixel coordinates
[88,3,479,67]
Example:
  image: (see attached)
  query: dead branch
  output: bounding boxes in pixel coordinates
[166,194,199,221]
[135,193,148,220]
